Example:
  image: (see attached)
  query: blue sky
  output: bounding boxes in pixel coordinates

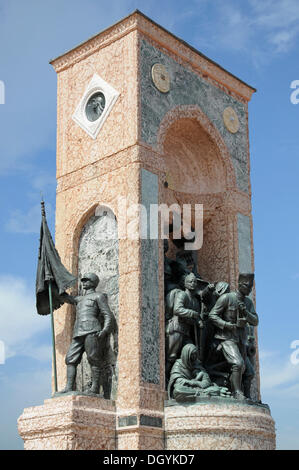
[0,0,299,450]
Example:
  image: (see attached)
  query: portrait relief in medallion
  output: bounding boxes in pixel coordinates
[85,92,106,122]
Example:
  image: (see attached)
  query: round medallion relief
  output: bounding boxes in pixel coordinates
[151,63,170,93]
[85,92,106,122]
[223,107,240,134]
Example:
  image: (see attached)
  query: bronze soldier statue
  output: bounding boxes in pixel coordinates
[200,281,230,363]
[165,272,202,380]
[208,273,258,400]
[59,272,113,396]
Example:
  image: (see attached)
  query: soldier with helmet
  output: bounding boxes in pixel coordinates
[165,272,203,381]
[208,273,258,400]
[59,272,113,395]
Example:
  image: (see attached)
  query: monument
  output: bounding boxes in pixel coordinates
[18,10,276,450]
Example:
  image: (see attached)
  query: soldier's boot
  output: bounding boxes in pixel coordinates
[60,365,76,393]
[102,367,112,399]
[166,356,176,386]
[89,366,101,395]
[230,370,246,400]
[243,377,252,400]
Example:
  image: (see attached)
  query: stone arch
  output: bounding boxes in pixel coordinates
[71,202,117,276]
[71,203,119,398]
[157,105,238,287]
[156,105,236,193]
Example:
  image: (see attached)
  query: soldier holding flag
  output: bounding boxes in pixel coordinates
[36,201,113,396]
[36,201,77,392]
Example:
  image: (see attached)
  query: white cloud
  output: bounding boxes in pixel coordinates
[251,0,299,29]
[5,202,53,234]
[193,0,299,63]
[260,349,299,390]
[0,275,51,360]
[269,28,299,53]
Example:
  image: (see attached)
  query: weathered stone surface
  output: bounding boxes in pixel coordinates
[238,213,252,273]
[165,400,276,450]
[141,169,160,384]
[18,395,116,450]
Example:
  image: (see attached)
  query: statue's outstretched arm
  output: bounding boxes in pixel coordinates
[59,292,76,305]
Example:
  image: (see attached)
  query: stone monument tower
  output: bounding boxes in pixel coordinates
[18,10,276,450]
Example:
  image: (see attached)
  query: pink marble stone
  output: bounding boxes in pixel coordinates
[165,401,276,450]
[18,395,116,450]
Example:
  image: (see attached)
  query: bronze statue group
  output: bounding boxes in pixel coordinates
[164,239,258,403]
[55,239,258,403]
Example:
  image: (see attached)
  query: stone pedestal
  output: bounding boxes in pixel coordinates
[165,398,276,450]
[18,394,116,450]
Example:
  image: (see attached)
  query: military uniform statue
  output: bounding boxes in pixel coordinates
[60,273,113,396]
[200,281,230,363]
[165,273,202,380]
[209,273,258,400]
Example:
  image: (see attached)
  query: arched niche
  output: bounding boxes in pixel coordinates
[159,109,236,286]
[163,117,226,194]
[75,205,119,399]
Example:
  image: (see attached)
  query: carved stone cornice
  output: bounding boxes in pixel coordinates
[50,14,138,72]
[50,11,255,102]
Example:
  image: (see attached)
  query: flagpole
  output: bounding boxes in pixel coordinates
[41,198,58,394]
[49,279,58,393]
[38,198,76,393]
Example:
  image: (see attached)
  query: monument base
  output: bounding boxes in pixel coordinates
[18,394,116,450]
[18,395,276,450]
[165,398,276,450]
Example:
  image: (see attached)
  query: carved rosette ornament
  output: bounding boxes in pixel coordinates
[223,106,240,134]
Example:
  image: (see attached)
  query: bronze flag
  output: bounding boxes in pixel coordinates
[36,201,77,315]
